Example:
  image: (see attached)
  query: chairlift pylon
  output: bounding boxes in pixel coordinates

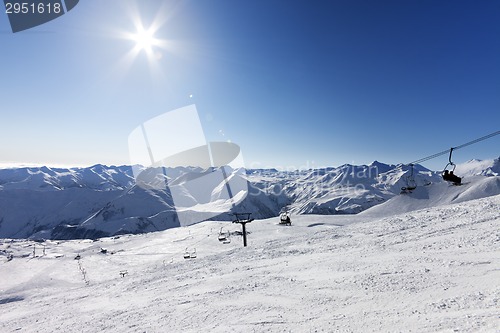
[232,213,254,247]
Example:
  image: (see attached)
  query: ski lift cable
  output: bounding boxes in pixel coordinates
[408,130,500,166]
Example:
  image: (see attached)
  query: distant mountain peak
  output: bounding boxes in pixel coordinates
[1,160,498,239]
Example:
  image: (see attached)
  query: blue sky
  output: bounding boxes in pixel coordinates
[0,0,499,171]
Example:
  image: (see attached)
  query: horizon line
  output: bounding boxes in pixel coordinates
[1,156,498,172]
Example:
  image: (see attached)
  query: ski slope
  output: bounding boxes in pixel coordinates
[361,175,500,218]
[1,192,499,332]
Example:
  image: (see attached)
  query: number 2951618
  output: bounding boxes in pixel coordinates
[5,2,62,14]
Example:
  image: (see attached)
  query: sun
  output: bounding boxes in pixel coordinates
[113,3,176,78]
[131,27,157,53]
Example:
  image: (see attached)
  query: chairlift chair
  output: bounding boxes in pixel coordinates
[442,148,456,174]
[441,148,462,185]
[218,227,228,241]
[183,248,191,259]
[218,227,231,244]
[183,247,197,259]
[279,212,292,226]
[400,164,417,193]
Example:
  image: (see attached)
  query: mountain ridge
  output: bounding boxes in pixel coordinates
[1,158,499,240]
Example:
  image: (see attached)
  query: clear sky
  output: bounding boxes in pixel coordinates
[1,0,499,171]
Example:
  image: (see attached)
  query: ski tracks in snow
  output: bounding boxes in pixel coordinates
[0,195,499,332]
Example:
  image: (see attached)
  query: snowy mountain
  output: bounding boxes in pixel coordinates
[1,193,499,332]
[454,156,500,177]
[0,164,135,191]
[261,162,440,215]
[0,160,499,240]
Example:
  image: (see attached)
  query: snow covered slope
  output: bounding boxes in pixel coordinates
[454,157,500,177]
[361,175,500,218]
[0,160,499,239]
[0,194,498,332]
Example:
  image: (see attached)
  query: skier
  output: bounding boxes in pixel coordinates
[442,170,461,185]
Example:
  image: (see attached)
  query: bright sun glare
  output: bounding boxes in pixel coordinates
[132,27,157,52]
[115,3,174,77]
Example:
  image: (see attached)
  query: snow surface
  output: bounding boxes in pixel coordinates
[1,192,499,332]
